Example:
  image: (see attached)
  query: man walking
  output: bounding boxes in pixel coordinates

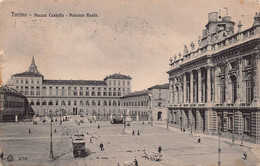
[158,146,162,153]
[99,143,104,151]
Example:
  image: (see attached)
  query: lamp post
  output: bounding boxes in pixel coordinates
[167,109,169,129]
[218,127,221,166]
[147,94,153,126]
[49,113,54,159]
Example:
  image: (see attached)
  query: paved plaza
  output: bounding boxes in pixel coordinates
[0,117,259,166]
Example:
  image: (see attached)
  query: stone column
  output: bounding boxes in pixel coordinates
[169,80,173,104]
[198,68,202,103]
[190,71,194,103]
[237,59,244,104]
[214,67,220,103]
[183,74,187,103]
[207,67,212,103]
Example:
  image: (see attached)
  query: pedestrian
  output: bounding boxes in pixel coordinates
[142,121,144,125]
[90,138,93,143]
[243,152,247,160]
[117,162,120,166]
[29,129,31,133]
[54,129,56,133]
[137,130,140,135]
[158,146,162,153]
[98,124,100,129]
[0,152,4,159]
[134,159,138,166]
[132,130,135,136]
[99,143,104,151]
[240,135,244,146]
[198,136,201,143]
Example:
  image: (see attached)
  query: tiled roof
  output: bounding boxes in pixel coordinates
[104,73,132,80]
[121,90,149,99]
[13,72,43,77]
[43,80,107,86]
[148,83,169,90]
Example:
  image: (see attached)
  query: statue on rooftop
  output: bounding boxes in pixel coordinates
[190,41,195,51]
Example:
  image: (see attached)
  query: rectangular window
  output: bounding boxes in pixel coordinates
[42,87,46,96]
[79,91,83,96]
[56,87,59,96]
[36,86,40,96]
[30,86,34,95]
[246,80,253,104]
[92,91,95,96]
[103,91,107,96]
[68,87,71,96]
[49,87,52,96]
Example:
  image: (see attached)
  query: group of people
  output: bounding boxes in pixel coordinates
[132,130,140,136]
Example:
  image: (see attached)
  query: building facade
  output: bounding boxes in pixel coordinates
[0,86,34,122]
[7,57,132,120]
[120,83,169,121]
[167,12,260,143]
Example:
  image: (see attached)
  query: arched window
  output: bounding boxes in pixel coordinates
[103,101,107,106]
[92,101,96,106]
[245,74,254,104]
[230,75,237,103]
[86,100,89,106]
[176,86,179,103]
[220,78,225,103]
[80,100,84,106]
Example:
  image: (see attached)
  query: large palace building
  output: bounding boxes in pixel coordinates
[167,12,260,143]
[7,57,132,120]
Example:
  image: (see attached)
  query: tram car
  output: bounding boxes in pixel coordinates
[72,134,87,157]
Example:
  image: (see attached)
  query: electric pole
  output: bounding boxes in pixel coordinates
[49,114,54,159]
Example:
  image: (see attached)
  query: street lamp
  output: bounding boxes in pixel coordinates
[147,94,153,126]
[49,113,54,159]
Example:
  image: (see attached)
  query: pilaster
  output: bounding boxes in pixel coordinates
[190,71,194,103]
[183,74,187,103]
[207,66,212,104]
[198,68,202,103]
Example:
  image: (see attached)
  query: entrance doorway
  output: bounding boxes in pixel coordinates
[157,111,162,120]
[73,108,78,115]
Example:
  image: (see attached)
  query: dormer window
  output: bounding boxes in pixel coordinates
[245,57,252,67]
[230,61,236,70]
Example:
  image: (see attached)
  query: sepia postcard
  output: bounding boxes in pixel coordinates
[1,0,260,165]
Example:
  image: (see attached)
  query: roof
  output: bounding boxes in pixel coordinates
[104,73,132,80]
[121,90,149,99]
[0,86,25,97]
[13,72,43,77]
[148,83,169,90]
[43,80,107,86]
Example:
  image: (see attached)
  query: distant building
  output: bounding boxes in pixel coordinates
[120,83,169,121]
[167,12,260,143]
[0,86,34,122]
[6,57,132,120]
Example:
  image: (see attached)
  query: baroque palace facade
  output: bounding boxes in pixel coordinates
[167,12,260,143]
[7,57,132,120]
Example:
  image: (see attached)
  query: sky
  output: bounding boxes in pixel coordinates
[0,0,259,91]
